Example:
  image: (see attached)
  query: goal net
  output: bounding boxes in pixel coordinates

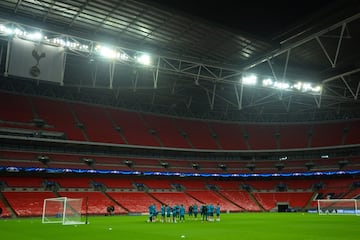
[42,197,85,225]
[317,199,360,216]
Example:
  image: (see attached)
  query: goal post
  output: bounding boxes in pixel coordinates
[317,199,360,216]
[42,197,85,225]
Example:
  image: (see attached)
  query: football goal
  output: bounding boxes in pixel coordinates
[317,199,360,216]
[42,197,86,225]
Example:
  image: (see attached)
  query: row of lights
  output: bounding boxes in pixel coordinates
[0,24,152,66]
[242,74,322,94]
[278,154,330,161]
[1,24,322,93]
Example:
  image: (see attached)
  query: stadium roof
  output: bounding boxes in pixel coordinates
[0,0,359,122]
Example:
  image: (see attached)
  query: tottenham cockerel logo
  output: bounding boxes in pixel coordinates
[29,48,46,77]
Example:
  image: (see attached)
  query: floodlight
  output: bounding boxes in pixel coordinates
[274,81,290,90]
[1,25,13,35]
[27,32,43,40]
[292,81,322,93]
[312,85,322,93]
[136,53,151,65]
[119,53,129,60]
[99,46,119,59]
[302,83,312,92]
[262,78,273,86]
[14,28,24,36]
[242,74,257,85]
[293,82,302,90]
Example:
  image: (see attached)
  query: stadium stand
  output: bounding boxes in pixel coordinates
[252,192,314,211]
[278,124,310,149]
[58,191,127,215]
[218,190,261,212]
[344,120,360,145]
[310,122,347,147]
[174,118,219,149]
[32,97,85,141]
[243,124,278,150]
[92,178,134,189]
[141,114,190,149]
[1,93,360,217]
[209,122,248,150]
[137,179,173,189]
[0,176,44,188]
[0,93,34,124]
[0,0,359,222]
[107,109,159,146]
[207,180,240,190]
[71,103,125,144]
[2,191,56,217]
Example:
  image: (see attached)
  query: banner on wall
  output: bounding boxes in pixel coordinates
[7,38,65,84]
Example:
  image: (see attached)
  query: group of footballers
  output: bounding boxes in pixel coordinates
[148,203,221,223]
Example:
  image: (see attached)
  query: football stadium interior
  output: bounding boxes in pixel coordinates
[0,0,360,220]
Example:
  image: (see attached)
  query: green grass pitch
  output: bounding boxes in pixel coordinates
[1,213,359,240]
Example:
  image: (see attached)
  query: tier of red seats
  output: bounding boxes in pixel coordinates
[107,109,159,146]
[137,179,173,189]
[172,179,207,189]
[278,124,310,149]
[0,92,359,150]
[141,114,190,148]
[345,120,360,144]
[58,191,127,215]
[243,124,278,150]
[209,122,248,150]
[310,122,346,147]
[344,187,360,198]
[71,103,124,144]
[207,180,240,189]
[92,177,134,189]
[0,176,358,217]
[252,192,314,211]
[315,178,355,199]
[0,93,34,123]
[2,191,56,216]
[2,148,360,174]
[219,190,261,211]
[282,179,317,190]
[174,118,219,149]
[48,177,92,188]
[244,179,281,190]
[32,97,85,141]
[0,176,45,187]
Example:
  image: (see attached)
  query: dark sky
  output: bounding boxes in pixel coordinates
[148,0,337,38]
